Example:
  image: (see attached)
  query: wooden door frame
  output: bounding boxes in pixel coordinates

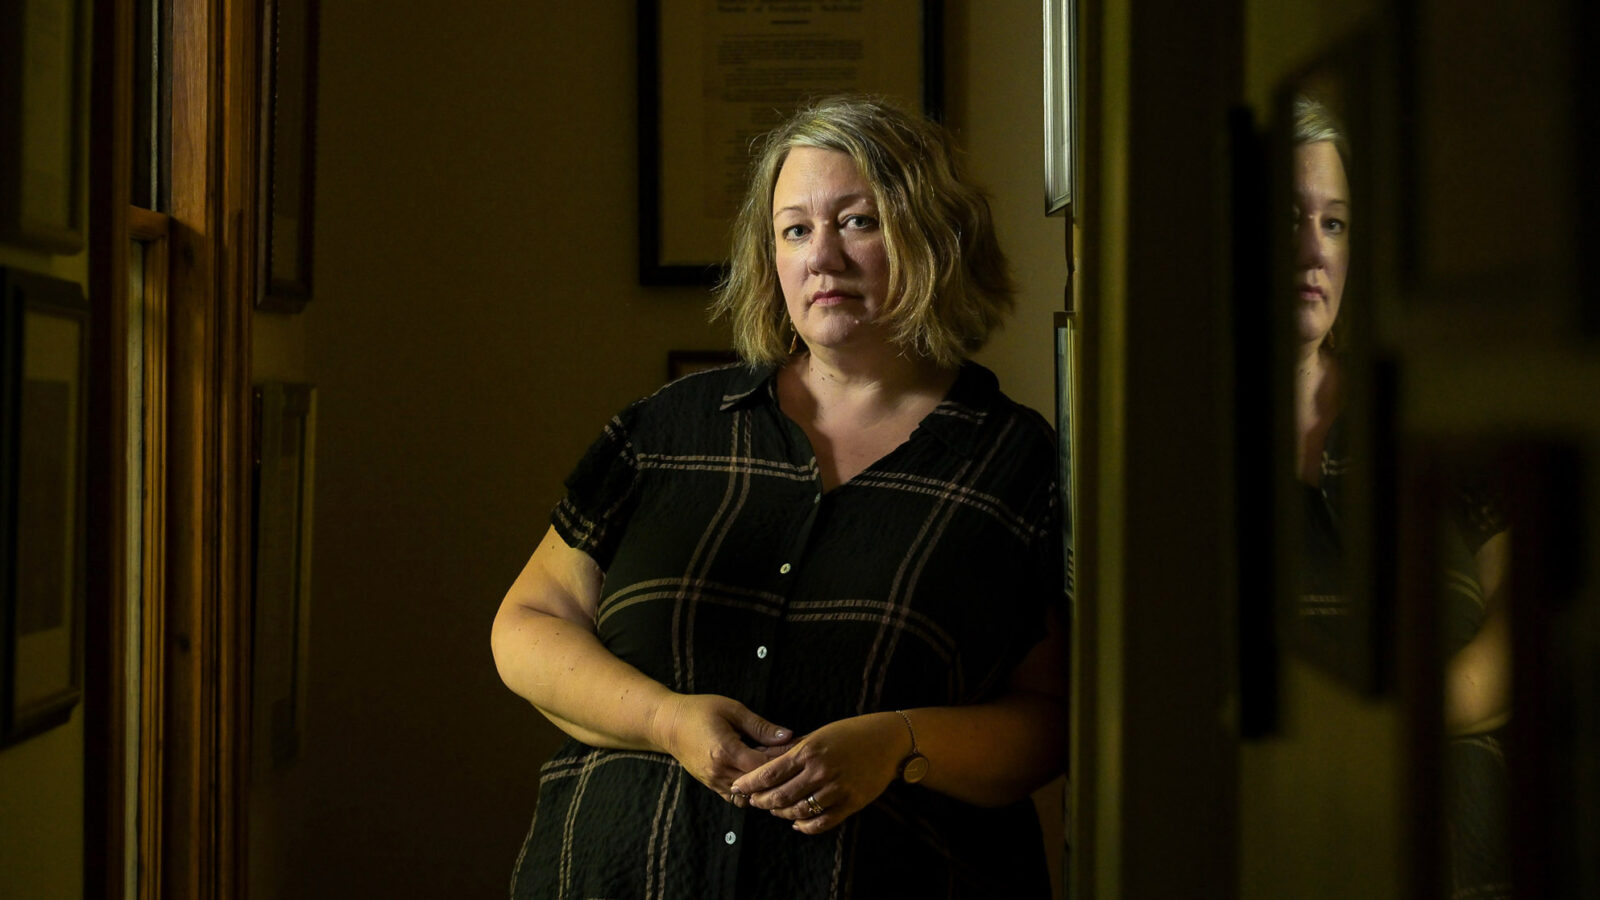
[87,0,258,895]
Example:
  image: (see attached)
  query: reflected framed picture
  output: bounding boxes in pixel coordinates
[0,0,86,253]
[251,382,316,772]
[638,0,944,285]
[1042,0,1076,216]
[1,268,88,746]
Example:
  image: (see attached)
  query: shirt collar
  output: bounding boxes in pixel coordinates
[717,360,1000,458]
[717,364,777,412]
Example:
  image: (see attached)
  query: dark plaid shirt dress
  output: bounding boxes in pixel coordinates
[511,361,1063,900]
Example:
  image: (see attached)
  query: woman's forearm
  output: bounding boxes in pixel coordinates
[491,602,676,752]
[898,692,1068,806]
[1444,531,1513,735]
[493,527,794,801]
[729,688,1067,833]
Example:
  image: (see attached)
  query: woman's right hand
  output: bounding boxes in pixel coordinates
[649,693,793,802]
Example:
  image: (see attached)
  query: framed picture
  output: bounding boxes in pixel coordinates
[1042,0,1076,216]
[1053,312,1077,607]
[667,349,740,382]
[638,0,944,286]
[256,0,321,312]
[1,267,88,746]
[251,382,316,772]
[1397,0,1576,340]
[0,0,86,253]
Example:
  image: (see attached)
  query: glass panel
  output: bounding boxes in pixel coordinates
[131,0,169,211]
[1274,41,1384,696]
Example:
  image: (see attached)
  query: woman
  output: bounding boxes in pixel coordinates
[1290,94,1510,899]
[492,95,1067,899]
[1292,93,1353,615]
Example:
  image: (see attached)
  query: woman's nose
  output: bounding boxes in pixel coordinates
[1295,219,1325,269]
[807,227,846,273]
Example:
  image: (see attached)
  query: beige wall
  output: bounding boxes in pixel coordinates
[249,4,1066,897]
[0,709,83,900]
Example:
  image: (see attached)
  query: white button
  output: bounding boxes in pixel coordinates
[724,831,738,845]
[779,563,791,574]
[756,645,768,659]
[813,493,821,504]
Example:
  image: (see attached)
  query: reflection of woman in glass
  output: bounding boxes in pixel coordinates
[1291,94,1510,899]
[1440,471,1512,900]
[1291,95,1351,617]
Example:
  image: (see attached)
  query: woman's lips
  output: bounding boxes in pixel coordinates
[811,290,853,307]
[1297,284,1324,301]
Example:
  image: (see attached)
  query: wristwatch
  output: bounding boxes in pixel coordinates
[894,710,929,783]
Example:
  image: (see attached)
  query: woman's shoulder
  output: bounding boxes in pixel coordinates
[615,361,775,433]
[946,361,1058,451]
[645,360,769,406]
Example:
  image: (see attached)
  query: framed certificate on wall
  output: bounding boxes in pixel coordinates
[638,0,944,285]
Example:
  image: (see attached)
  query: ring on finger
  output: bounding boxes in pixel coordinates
[805,794,825,816]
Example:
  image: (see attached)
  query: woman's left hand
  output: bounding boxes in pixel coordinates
[729,712,904,834]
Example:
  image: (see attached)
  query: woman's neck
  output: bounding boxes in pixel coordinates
[1295,342,1338,418]
[780,348,959,490]
[797,344,955,415]
[1294,343,1341,484]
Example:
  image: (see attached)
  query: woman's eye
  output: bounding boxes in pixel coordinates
[1323,217,1347,236]
[780,224,808,240]
[842,214,877,229]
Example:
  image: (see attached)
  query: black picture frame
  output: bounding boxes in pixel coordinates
[256,0,321,313]
[1,267,89,747]
[0,0,86,253]
[638,0,944,286]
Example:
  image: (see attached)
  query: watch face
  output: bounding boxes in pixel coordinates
[900,754,929,784]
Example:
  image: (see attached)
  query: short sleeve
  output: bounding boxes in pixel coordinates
[550,407,643,570]
[1035,481,1068,612]
[1019,474,1068,653]
[1446,464,1512,555]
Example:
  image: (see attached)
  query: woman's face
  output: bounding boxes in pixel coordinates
[1292,140,1350,347]
[772,147,891,353]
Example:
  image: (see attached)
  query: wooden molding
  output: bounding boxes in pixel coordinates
[85,0,134,895]
[161,0,258,895]
[86,0,258,895]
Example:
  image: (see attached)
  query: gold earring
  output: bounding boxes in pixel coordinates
[789,330,800,354]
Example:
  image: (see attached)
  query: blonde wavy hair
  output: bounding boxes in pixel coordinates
[1293,93,1351,351]
[711,95,1015,369]
[1293,93,1350,167]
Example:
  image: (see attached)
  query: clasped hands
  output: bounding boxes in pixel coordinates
[650,693,905,835]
